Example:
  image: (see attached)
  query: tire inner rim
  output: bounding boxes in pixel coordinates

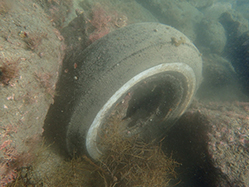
[86,62,196,160]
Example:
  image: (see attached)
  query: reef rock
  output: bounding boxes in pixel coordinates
[197,19,227,54]
[230,31,249,94]
[136,0,203,42]
[202,2,233,20]
[219,10,249,38]
[187,0,216,9]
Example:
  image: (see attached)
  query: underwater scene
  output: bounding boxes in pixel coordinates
[0,0,249,186]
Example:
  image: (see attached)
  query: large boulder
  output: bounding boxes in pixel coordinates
[0,0,65,185]
[235,4,249,20]
[197,19,227,54]
[219,10,249,38]
[202,2,233,20]
[231,31,249,94]
[187,0,216,9]
[162,100,249,186]
[136,0,204,42]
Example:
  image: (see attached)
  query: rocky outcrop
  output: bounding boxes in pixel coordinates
[197,19,227,54]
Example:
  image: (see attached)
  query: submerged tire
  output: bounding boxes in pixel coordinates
[66,22,202,160]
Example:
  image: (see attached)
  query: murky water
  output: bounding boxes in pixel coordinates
[1,0,249,186]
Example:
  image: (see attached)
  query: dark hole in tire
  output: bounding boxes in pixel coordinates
[124,72,186,129]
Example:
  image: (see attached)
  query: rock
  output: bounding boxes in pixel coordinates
[235,3,249,20]
[230,31,249,94]
[219,10,249,38]
[136,0,203,42]
[202,2,233,20]
[202,54,236,87]
[187,0,216,9]
[0,0,65,185]
[197,19,227,54]
[199,101,249,186]
[163,100,249,186]
[219,10,249,95]
[236,0,249,6]
[203,101,249,186]
[196,53,242,100]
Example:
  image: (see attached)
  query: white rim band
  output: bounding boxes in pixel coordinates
[86,62,196,160]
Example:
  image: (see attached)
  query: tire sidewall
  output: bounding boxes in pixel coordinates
[66,22,202,157]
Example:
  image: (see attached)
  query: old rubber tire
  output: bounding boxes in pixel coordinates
[66,22,202,160]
